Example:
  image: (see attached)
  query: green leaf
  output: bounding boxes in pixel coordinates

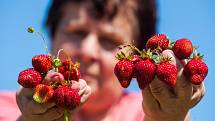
[53,58,62,68]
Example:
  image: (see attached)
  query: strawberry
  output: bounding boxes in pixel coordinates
[130,55,142,78]
[156,58,177,86]
[172,38,193,59]
[134,59,156,89]
[53,86,80,110]
[131,55,141,64]
[58,60,74,73]
[32,54,53,73]
[114,50,134,88]
[18,68,42,88]
[43,72,65,86]
[33,84,54,103]
[146,34,170,51]
[58,60,80,81]
[183,54,208,85]
[64,68,81,81]
[114,60,134,88]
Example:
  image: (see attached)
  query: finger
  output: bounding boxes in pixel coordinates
[80,86,91,103]
[180,59,189,66]
[162,50,192,99]
[27,99,56,114]
[17,87,34,99]
[77,79,88,95]
[141,86,160,113]
[54,115,64,121]
[16,87,24,107]
[16,87,57,114]
[149,77,176,104]
[70,79,88,91]
[79,79,87,90]
[189,83,205,108]
[71,81,80,90]
[162,49,180,68]
[175,66,192,100]
[38,106,64,121]
[79,85,87,96]
[16,91,29,113]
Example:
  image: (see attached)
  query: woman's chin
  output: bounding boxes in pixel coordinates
[80,91,100,112]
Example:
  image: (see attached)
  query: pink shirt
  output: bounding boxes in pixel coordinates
[0,91,21,121]
[0,91,144,121]
[102,91,144,121]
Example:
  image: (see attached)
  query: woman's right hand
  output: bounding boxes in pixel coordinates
[16,79,91,121]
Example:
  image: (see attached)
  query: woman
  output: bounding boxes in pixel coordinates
[6,0,206,121]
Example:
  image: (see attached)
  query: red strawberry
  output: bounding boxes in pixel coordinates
[43,72,65,86]
[134,59,156,89]
[33,84,54,103]
[183,54,208,85]
[64,68,81,81]
[58,60,74,73]
[131,55,141,64]
[58,60,80,81]
[114,51,134,88]
[156,58,177,86]
[32,54,53,73]
[172,38,193,59]
[18,68,42,88]
[114,60,134,88]
[53,86,80,110]
[146,34,170,51]
[131,55,141,78]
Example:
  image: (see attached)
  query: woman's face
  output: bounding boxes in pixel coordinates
[52,2,135,111]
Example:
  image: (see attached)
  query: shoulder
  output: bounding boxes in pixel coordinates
[0,91,21,121]
[0,91,17,106]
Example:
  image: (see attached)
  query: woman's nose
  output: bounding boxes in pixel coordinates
[79,33,99,63]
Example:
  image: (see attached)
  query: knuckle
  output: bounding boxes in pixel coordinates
[151,85,165,95]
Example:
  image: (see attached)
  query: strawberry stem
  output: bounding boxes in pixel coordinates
[64,110,69,121]
[36,31,49,55]
[57,49,64,59]
[53,49,68,71]
[27,26,50,55]
[129,45,142,54]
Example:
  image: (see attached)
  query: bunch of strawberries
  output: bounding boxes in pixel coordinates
[17,27,81,121]
[114,34,208,89]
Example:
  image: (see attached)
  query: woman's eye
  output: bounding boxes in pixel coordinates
[65,30,88,45]
[67,30,87,41]
[99,36,121,51]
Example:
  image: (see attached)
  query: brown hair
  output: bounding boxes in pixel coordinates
[46,0,157,49]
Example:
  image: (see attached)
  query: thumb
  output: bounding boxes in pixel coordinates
[162,49,182,69]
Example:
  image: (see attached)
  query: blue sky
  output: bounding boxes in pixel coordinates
[0,0,214,120]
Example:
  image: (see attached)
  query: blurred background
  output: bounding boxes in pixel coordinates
[0,0,214,120]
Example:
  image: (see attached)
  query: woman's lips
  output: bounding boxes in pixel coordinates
[81,73,98,93]
[81,72,98,82]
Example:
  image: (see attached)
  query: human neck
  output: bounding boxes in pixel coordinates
[77,90,123,121]
[78,107,111,121]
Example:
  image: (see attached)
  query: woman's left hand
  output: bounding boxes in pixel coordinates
[142,50,205,121]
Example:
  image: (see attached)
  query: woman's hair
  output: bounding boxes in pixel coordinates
[46,0,157,49]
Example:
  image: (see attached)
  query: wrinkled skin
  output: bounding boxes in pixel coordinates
[142,50,205,121]
[16,1,205,121]
[16,79,91,121]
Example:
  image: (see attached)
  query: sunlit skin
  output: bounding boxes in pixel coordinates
[51,2,135,120]
[16,1,206,121]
